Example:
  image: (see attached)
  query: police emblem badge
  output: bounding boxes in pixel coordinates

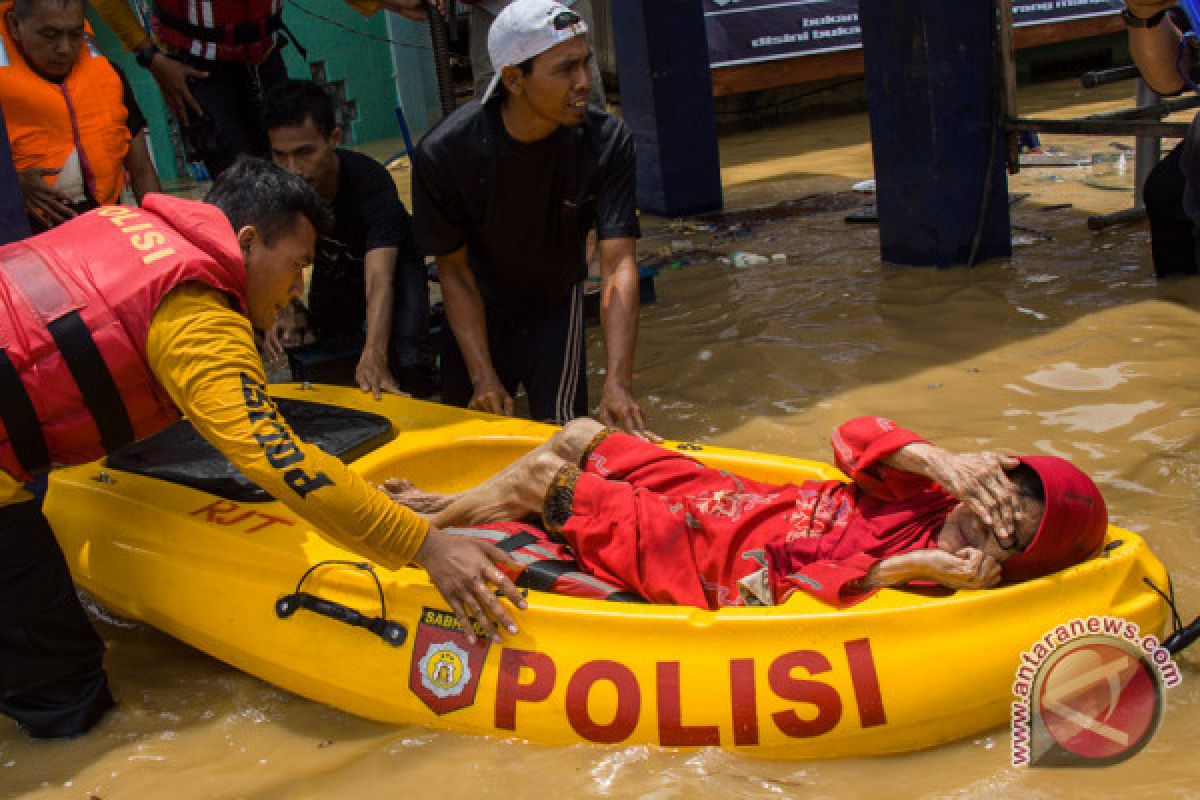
[409,607,491,714]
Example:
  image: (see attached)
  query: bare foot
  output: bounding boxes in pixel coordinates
[429,452,566,528]
[378,478,455,513]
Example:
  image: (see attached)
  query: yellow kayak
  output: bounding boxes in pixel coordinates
[44,384,1171,759]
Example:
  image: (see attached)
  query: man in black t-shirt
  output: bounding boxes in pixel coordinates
[265,80,435,397]
[413,0,655,437]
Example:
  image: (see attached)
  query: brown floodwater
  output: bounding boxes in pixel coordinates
[4,80,1200,799]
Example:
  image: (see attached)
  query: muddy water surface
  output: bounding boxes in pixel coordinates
[4,81,1200,799]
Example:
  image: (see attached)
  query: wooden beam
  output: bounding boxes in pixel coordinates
[711,15,1125,97]
[711,49,864,97]
[1012,14,1124,49]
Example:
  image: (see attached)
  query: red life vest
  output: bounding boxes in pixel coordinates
[152,0,283,63]
[0,194,248,483]
[447,523,645,603]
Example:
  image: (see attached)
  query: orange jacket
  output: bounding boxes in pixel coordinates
[0,2,131,205]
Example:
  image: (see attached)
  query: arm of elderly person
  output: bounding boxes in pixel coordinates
[831,416,1022,546]
[853,547,1002,592]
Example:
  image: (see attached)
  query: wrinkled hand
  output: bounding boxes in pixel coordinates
[912,547,1002,590]
[597,382,660,442]
[356,347,407,400]
[378,0,445,21]
[469,377,514,416]
[1125,0,1174,20]
[413,527,527,643]
[148,53,208,125]
[18,168,75,227]
[921,448,1022,547]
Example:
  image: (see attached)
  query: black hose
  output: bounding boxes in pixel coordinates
[1164,616,1200,655]
[428,5,456,117]
[1143,577,1199,655]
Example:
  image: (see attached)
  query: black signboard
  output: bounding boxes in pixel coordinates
[704,0,1124,68]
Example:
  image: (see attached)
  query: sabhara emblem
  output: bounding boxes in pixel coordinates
[418,641,472,698]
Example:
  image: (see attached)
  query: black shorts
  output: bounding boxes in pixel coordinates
[1143,142,1200,278]
[0,500,114,738]
[441,285,588,423]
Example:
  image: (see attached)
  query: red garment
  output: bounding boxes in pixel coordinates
[0,194,247,481]
[559,417,957,609]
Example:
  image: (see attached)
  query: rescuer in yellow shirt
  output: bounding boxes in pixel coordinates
[0,157,523,739]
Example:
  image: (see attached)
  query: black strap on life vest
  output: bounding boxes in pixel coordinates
[155,7,284,46]
[495,531,540,553]
[48,311,135,454]
[0,349,51,475]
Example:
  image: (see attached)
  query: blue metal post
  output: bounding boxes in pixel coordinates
[859,0,1011,266]
[610,0,722,217]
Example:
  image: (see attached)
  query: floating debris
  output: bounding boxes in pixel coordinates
[1012,224,1054,242]
[731,252,769,268]
[844,205,878,225]
[851,179,876,193]
[1015,306,1049,321]
[693,191,867,226]
[1018,152,1090,167]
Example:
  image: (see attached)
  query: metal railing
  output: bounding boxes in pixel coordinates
[997,6,1200,228]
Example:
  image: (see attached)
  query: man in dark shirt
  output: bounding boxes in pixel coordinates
[265,79,435,398]
[413,0,654,437]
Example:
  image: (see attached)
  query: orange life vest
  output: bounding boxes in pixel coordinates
[0,2,131,206]
[152,0,283,63]
[0,194,248,483]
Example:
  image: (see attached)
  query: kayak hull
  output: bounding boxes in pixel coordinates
[44,384,1171,759]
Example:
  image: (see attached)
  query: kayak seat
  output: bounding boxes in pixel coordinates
[105,397,394,502]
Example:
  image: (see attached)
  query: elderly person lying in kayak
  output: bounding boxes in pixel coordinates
[382,417,1107,609]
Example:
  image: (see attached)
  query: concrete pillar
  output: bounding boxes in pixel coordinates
[610,0,722,217]
[859,0,1011,266]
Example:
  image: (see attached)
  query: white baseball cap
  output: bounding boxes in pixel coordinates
[482,0,589,103]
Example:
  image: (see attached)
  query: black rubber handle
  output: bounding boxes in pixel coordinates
[276,592,407,647]
[1081,65,1140,89]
